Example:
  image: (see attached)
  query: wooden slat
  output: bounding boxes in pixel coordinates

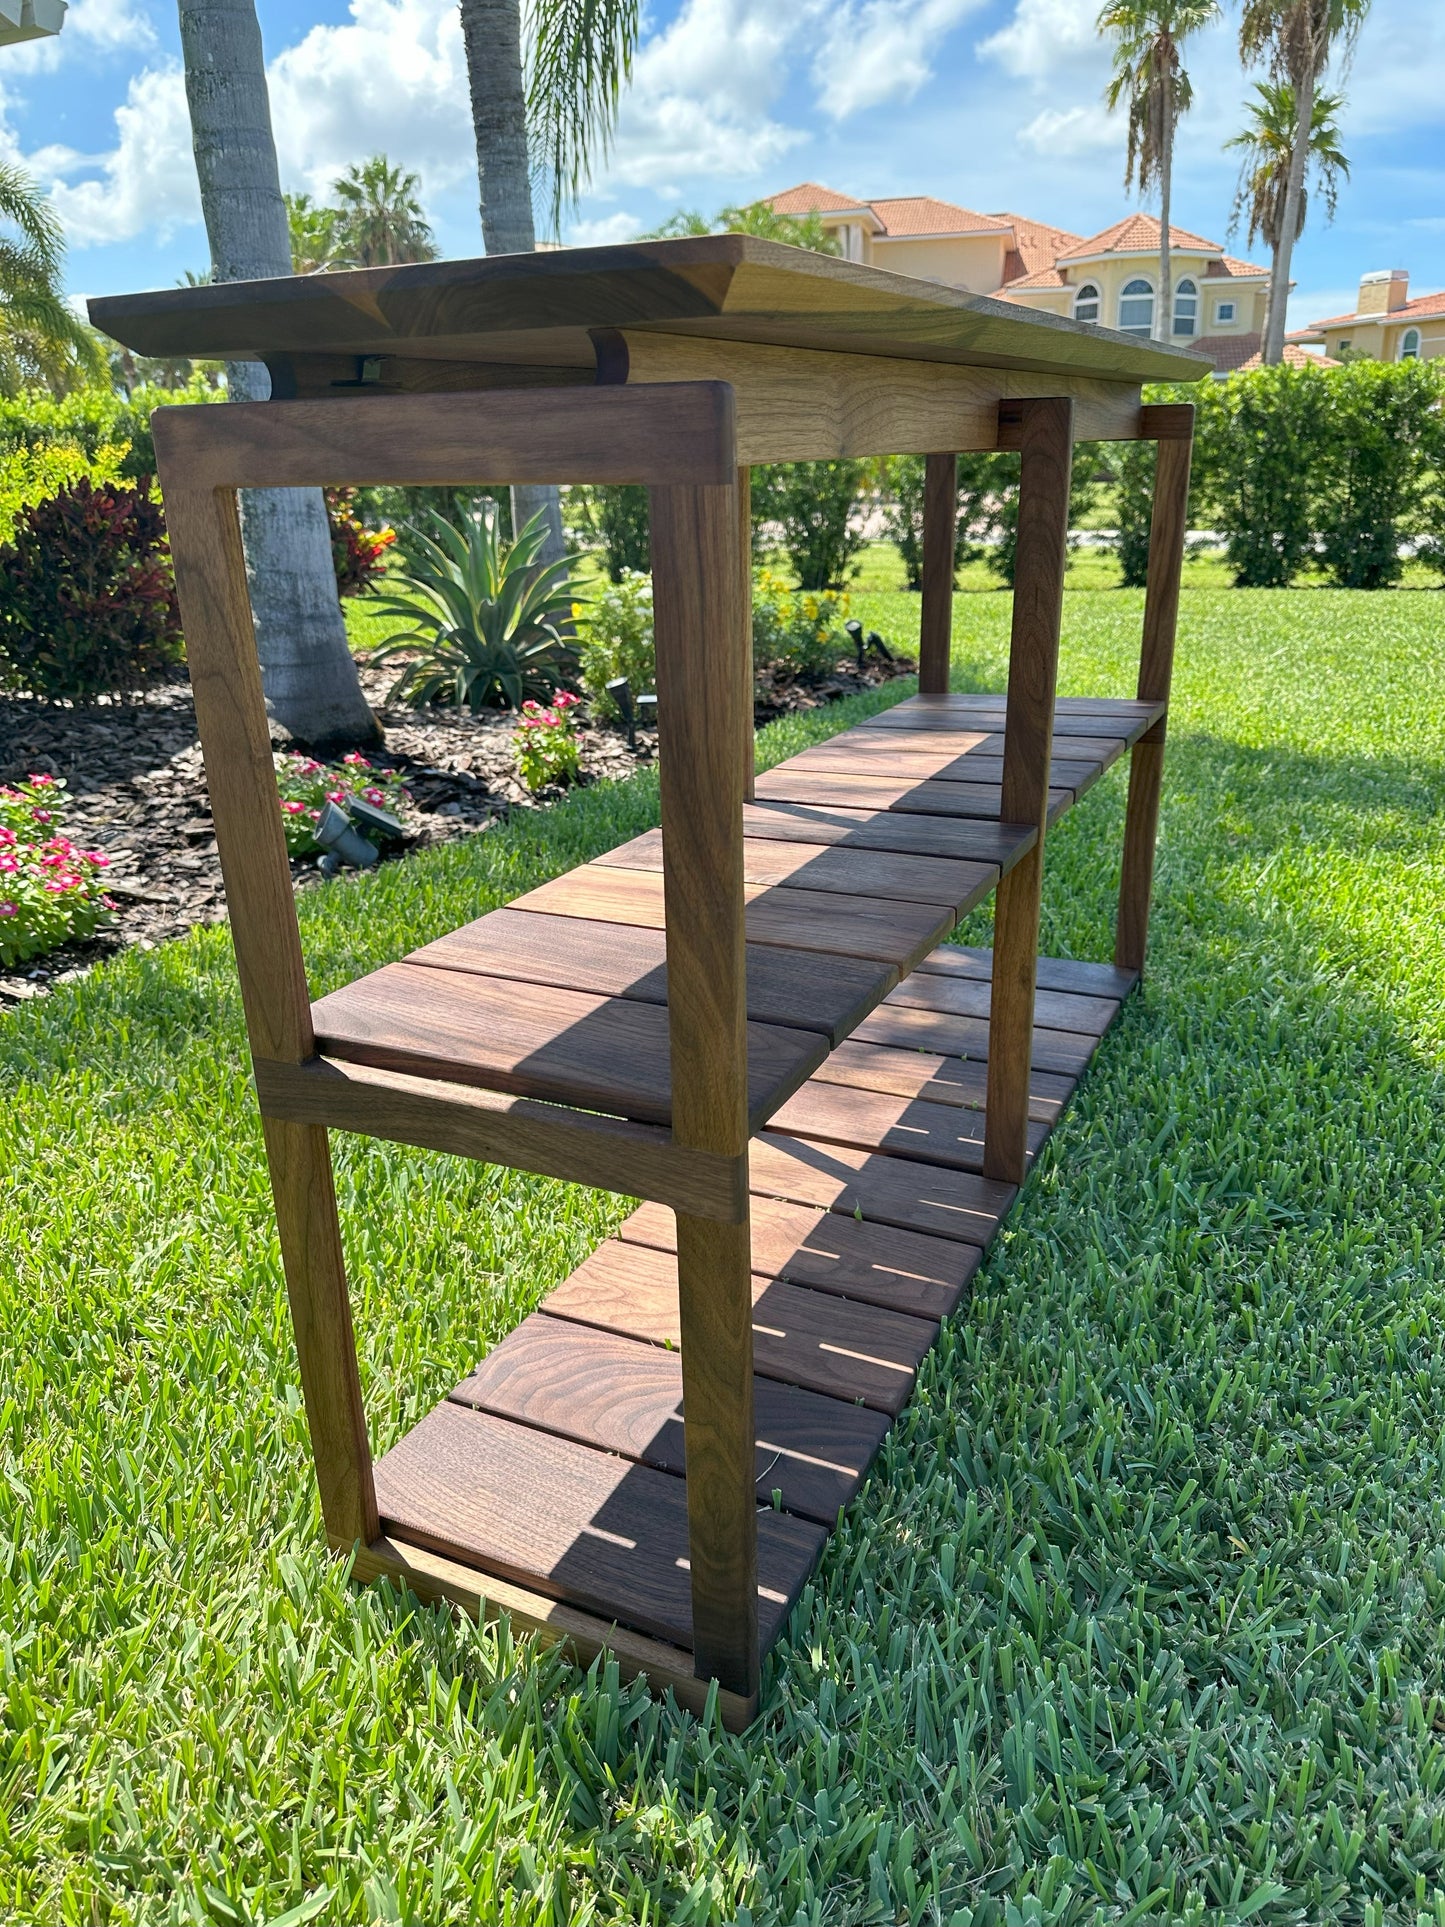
[373,1402,823,1652]
[410,907,894,1046]
[791,742,1102,791]
[885,971,1119,1038]
[863,700,1162,741]
[854,1001,1098,1077]
[352,1533,759,1729]
[755,767,1072,824]
[514,868,957,972]
[542,1241,937,1416]
[619,1196,978,1321]
[594,828,998,917]
[452,1315,889,1525]
[848,725,1128,763]
[916,944,1139,1003]
[151,382,738,490]
[770,1080,1051,1173]
[311,962,825,1130]
[750,1135,1016,1247]
[742,799,1035,871]
[253,1055,746,1221]
[809,1038,1075,1125]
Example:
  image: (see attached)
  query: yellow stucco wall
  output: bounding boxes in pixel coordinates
[1008,253,1266,339]
[1315,316,1445,363]
[867,233,1009,293]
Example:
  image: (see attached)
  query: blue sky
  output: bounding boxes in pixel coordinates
[3,0,1443,332]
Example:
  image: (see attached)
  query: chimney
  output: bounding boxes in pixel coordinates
[1358,269,1409,315]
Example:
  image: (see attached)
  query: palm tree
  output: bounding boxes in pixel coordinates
[331,157,439,268]
[1239,0,1369,364]
[1226,81,1349,312]
[0,163,103,396]
[174,0,378,750]
[1098,0,1221,344]
[286,192,348,275]
[646,204,842,253]
[457,0,640,555]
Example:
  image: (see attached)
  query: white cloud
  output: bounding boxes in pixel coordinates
[567,210,647,247]
[43,64,199,247]
[598,0,813,195]
[976,0,1101,84]
[1018,104,1117,155]
[812,0,988,117]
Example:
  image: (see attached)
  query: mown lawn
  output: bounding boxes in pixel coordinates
[3,586,1444,1925]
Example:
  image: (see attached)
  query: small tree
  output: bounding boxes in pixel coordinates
[1112,440,1158,587]
[753,461,869,589]
[1313,358,1439,589]
[571,483,650,579]
[1193,363,1327,585]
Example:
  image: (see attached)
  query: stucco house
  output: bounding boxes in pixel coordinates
[764,185,1270,373]
[1289,270,1445,364]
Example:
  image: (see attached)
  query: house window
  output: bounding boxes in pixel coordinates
[1173,278,1198,337]
[1073,281,1100,324]
[1118,278,1154,337]
[1337,339,1351,356]
[1400,328,1421,360]
[1213,299,1236,325]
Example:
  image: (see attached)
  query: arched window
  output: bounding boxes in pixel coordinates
[1400,327,1421,361]
[1073,281,1100,324]
[1118,278,1154,337]
[1173,278,1198,338]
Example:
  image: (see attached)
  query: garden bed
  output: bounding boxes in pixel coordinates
[0,650,909,1001]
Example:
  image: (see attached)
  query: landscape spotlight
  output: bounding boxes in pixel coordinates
[606,676,637,751]
[844,618,865,672]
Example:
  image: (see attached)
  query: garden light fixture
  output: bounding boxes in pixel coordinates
[313,800,379,870]
[606,676,637,750]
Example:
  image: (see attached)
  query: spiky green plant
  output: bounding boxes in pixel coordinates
[371,499,578,712]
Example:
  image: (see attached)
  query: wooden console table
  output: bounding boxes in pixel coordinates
[93,239,1204,1729]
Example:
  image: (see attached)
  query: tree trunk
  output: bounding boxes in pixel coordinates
[1156,113,1173,345]
[177,0,379,748]
[1263,64,1315,364]
[457,0,568,566]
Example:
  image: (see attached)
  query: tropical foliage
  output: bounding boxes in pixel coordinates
[645,202,842,254]
[1226,79,1349,252]
[0,163,103,396]
[1237,0,1371,361]
[569,482,651,580]
[0,476,182,701]
[372,499,578,711]
[286,156,438,274]
[576,570,655,719]
[754,460,871,589]
[1098,0,1221,341]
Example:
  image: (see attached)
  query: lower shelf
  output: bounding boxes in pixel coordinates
[366,947,1137,1700]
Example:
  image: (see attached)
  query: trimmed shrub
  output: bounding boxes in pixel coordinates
[1191,366,1326,587]
[1112,439,1157,588]
[0,436,129,545]
[753,460,869,589]
[880,453,994,588]
[0,476,182,701]
[0,379,217,485]
[752,568,852,676]
[986,444,1100,588]
[1314,358,1440,589]
[570,483,650,580]
[577,571,654,720]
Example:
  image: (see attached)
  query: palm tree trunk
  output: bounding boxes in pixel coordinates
[1157,129,1173,345]
[177,0,378,748]
[457,0,567,565]
[1263,64,1315,364]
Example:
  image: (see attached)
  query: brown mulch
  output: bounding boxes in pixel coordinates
[0,650,911,1004]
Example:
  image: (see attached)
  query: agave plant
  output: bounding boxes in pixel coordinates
[370,499,579,712]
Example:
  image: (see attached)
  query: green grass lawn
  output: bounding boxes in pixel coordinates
[3,586,1444,1925]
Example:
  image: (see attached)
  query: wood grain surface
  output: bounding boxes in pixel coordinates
[373,1400,824,1652]
[755,767,1072,824]
[854,1000,1098,1077]
[542,1240,937,1415]
[741,800,1035,871]
[618,1194,978,1320]
[310,962,824,1129]
[450,1314,889,1525]
[919,451,957,693]
[915,944,1139,1003]
[808,1038,1076,1124]
[769,1079,1050,1173]
[409,906,893,1046]
[750,1134,1016,1247]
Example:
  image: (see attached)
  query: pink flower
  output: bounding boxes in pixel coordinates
[0,857,16,875]
[326,789,344,803]
[282,800,304,815]
[363,788,385,805]
[343,752,369,767]
[0,828,14,846]
[28,773,54,787]
[32,810,52,824]
[0,902,15,917]
[83,852,109,867]
[555,691,579,708]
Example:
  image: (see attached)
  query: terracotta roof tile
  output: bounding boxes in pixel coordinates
[764,182,868,216]
[1059,213,1225,261]
[999,267,1067,291]
[1237,342,1340,371]
[1297,287,1445,332]
[1205,254,1269,278]
[991,212,1086,286]
[868,196,1011,237]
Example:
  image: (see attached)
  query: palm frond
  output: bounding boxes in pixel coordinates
[526,0,641,233]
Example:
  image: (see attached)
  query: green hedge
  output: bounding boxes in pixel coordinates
[0,378,218,485]
[1129,359,1445,588]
